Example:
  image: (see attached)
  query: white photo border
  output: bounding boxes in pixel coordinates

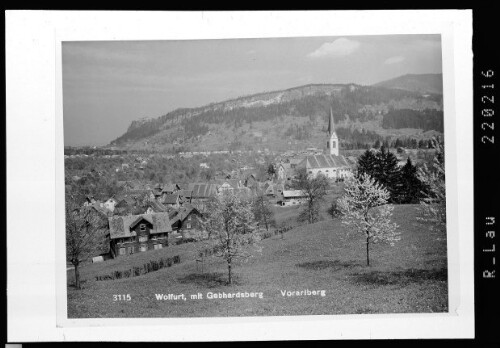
[6,10,473,341]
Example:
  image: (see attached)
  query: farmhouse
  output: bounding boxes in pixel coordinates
[168,204,205,239]
[107,212,172,258]
[280,190,308,206]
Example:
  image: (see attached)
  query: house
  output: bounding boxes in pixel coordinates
[265,182,284,197]
[161,183,181,196]
[162,193,182,208]
[277,162,293,181]
[107,212,172,258]
[217,179,242,193]
[280,190,308,206]
[168,205,206,239]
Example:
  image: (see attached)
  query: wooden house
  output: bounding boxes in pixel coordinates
[168,205,205,239]
[107,212,172,258]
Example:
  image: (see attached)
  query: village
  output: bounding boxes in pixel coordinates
[69,110,361,262]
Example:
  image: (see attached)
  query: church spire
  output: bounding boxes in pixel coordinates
[327,108,335,135]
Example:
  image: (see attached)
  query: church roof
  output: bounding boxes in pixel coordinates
[301,154,350,169]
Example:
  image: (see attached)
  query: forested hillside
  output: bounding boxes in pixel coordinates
[109,75,444,152]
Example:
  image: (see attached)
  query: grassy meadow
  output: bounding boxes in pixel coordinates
[67,204,448,318]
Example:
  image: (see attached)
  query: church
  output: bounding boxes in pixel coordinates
[298,109,352,180]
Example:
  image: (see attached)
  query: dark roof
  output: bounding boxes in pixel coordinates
[300,154,350,169]
[108,212,172,239]
[188,183,218,198]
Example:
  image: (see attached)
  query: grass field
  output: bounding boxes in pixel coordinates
[67,204,448,318]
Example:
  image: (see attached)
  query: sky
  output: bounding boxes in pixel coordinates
[62,35,442,146]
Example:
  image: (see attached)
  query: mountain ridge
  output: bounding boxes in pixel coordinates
[109,73,444,152]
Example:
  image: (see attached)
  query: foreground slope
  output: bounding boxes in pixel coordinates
[67,205,448,317]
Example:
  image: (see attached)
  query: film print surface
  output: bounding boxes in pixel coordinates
[63,35,448,318]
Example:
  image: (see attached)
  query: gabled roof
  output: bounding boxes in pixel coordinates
[108,212,172,239]
[300,154,350,169]
[129,215,153,230]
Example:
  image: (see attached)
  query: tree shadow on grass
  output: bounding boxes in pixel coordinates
[177,272,241,287]
[350,268,447,287]
[296,260,363,271]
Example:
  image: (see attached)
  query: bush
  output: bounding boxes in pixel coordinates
[96,255,183,281]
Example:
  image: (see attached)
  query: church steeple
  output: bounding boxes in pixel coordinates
[328,108,335,135]
[326,108,339,156]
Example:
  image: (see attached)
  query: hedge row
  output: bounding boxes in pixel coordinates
[95,255,181,281]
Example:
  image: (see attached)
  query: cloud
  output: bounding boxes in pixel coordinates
[384,56,405,65]
[307,38,361,59]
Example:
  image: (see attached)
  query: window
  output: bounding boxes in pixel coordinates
[186,223,191,229]
[119,248,126,255]
[127,246,134,254]
[154,244,162,250]
[139,235,148,243]
[139,244,147,252]
[140,223,146,232]
[188,215,192,221]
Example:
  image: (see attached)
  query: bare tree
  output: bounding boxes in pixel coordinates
[66,199,108,289]
[202,192,262,284]
[338,173,400,266]
[295,168,329,224]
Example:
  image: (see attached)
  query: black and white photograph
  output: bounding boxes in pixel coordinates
[6,10,475,341]
[63,34,448,318]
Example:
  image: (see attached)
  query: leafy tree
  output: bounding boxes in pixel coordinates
[252,194,275,231]
[202,192,262,284]
[417,138,446,232]
[338,173,400,266]
[66,199,108,289]
[327,200,342,219]
[295,168,329,224]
